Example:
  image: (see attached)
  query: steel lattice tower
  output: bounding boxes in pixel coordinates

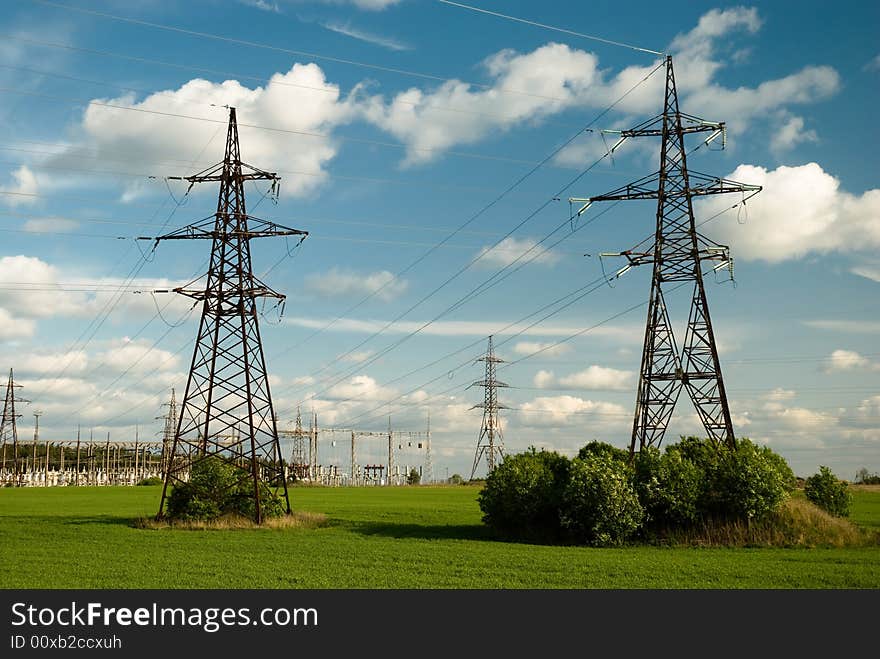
[158,388,177,479]
[0,369,26,486]
[571,56,761,453]
[469,336,508,480]
[154,107,308,523]
[290,407,308,480]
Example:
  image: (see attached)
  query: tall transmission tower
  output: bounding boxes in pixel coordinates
[0,369,27,486]
[423,413,433,485]
[469,336,508,480]
[570,56,761,453]
[152,106,308,523]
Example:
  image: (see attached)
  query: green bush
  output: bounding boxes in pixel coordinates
[805,466,852,517]
[708,440,792,520]
[560,454,643,547]
[136,476,163,486]
[632,446,703,529]
[477,447,570,542]
[577,441,629,463]
[166,456,286,522]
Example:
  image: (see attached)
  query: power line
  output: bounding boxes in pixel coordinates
[437,1,665,56]
[29,1,594,104]
[0,87,577,169]
[267,61,666,405]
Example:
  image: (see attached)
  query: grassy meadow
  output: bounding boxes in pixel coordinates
[1,484,878,589]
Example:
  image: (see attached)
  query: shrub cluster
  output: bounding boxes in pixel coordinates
[478,437,797,546]
[166,456,287,522]
[804,465,852,517]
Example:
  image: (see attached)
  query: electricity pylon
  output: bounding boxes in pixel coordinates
[0,369,28,486]
[469,336,508,480]
[289,407,308,480]
[153,106,308,523]
[570,56,761,453]
[157,388,177,479]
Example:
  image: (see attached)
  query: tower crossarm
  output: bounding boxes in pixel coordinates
[620,113,725,138]
[570,172,761,213]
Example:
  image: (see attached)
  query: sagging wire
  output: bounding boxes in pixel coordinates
[144,291,197,328]
[133,236,158,262]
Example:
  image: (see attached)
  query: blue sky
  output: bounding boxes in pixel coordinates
[0,0,877,481]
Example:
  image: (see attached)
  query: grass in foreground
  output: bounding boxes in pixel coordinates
[1,485,878,589]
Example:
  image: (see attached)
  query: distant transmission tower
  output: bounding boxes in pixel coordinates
[152,106,308,523]
[570,56,761,453]
[423,413,433,485]
[157,388,178,479]
[0,369,27,486]
[290,407,308,480]
[469,336,508,480]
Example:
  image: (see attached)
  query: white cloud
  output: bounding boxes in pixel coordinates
[304,268,407,301]
[766,388,796,402]
[850,260,880,283]
[0,165,39,205]
[12,350,89,375]
[533,369,556,389]
[22,217,80,233]
[284,316,640,341]
[864,54,880,72]
[320,20,410,51]
[559,366,634,391]
[311,0,401,9]
[49,63,361,199]
[703,163,880,262]
[239,0,281,12]
[513,341,571,358]
[363,42,600,166]
[476,236,560,268]
[361,8,838,166]
[770,115,818,153]
[804,319,880,334]
[772,406,838,431]
[826,349,869,371]
[326,374,396,402]
[99,338,180,374]
[0,308,35,341]
[519,395,628,427]
[532,365,634,391]
[338,350,375,363]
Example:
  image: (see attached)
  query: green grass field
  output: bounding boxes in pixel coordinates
[1,485,878,589]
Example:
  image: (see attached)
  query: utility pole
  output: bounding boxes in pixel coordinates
[1,369,28,486]
[424,413,433,485]
[469,336,508,480]
[32,410,41,478]
[570,55,761,454]
[150,107,308,523]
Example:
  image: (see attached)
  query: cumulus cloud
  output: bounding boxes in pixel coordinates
[304,268,408,301]
[770,115,818,153]
[99,338,181,375]
[45,63,361,200]
[0,166,39,205]
[519,395,628,427]
[532,365,634,391]
[325,374,396,402]
[703,163,880,262]
[0,308,35,341]
[864,54,880,72]
[476,236,560,268]
[361,7,839,166]
[824,349,879,372]
[338,350,375,363]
